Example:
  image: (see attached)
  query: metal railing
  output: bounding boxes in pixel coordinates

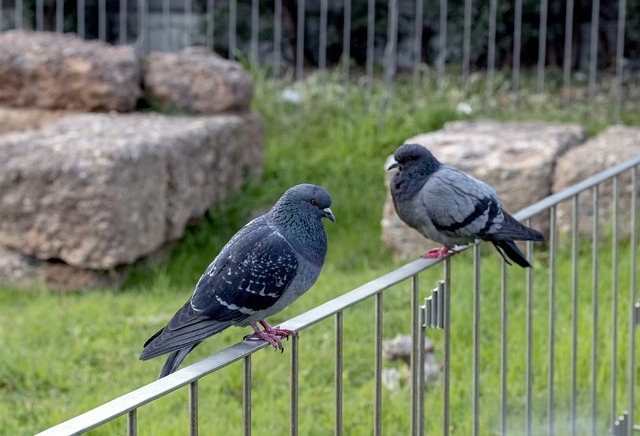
[1,0,638,120]
[38,156,640,435]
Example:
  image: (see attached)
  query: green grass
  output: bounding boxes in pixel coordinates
[1,69,639,435]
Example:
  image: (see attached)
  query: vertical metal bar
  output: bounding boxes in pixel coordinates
[335,311,343,436]
[472,244,481,436]
[587,0,600,119]
[537,0,548,93]
[128,409,137,436]
[486,0,497,109]
[512,0,523,107]
[443,259,451,436]
[56,0,63,32]
[611,176,620,430]
[461,0,472,93]
[206,0,214,50]
[562,0,574,108]
[243,356,251,436]
[384,0,398,103]
[119,0,127,45]
[36,0,44,31]
[77,0,85,38]
[571,194,580,436]
[525,222,534,436]
[426,298,433,328]
[274,0,282,77]
[185,0,193,46]
[382,0,398,113]
[229,0,237,60]
[99,0,107,41]
[162,0,169,50]
[189,380,198,436]
[290,335,299,436]
[614,0,627,122]
[501,261,508,435]
[431,289,439,328]
[437,0,447,87]
[412,0,424,108]
[342,0,351,88]
[374,292,383,436]
[417,295,426,436]
[15,0,23,29]
[627,166,638,436]
[250,0,259,65]
[410,274,420,436]
[295,0,305,82]
[318,0,328,75]
[591,184,600,436]
[365,0,375,107]
[548,205,557,436]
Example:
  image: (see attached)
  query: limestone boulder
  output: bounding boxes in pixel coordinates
[382,120,586,258]
[0,31,140,112]
[0,107,78,135]
[0,111,264,270]
[144,47,253,114]
[553,125,640,236]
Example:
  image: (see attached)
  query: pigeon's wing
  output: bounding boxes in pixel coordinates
[420,167,505,239]
[191,223,299,320]
[140,220,299,360]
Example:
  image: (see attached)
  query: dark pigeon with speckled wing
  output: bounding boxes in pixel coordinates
[140,184,335,378]
[389,143,544,267]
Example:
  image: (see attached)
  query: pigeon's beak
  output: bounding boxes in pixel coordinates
[323,208,336,222]
[385,155,399,171]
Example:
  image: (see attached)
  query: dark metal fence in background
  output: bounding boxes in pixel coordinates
[1,0,639,119]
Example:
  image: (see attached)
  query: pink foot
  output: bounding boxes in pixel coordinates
[244,320,297,352]
[421,246,457,259]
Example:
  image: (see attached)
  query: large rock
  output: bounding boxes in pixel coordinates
[0,106,77,134]
[0,31,140,112]
[144,47,254,114]
[553,125,640,236]
[382,120,586,258]
[0,112,264,270]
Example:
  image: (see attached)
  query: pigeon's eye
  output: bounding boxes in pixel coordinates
[310,199,318,206]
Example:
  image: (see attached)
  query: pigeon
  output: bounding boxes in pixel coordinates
[388,143,544,268]
[140,184,335,378]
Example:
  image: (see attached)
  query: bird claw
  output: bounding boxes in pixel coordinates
[244,321,296,352]
[421,246,457,259]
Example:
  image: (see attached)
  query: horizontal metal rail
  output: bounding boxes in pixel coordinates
[37,257,442,435]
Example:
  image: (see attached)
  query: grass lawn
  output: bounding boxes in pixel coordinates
[0,70,638,435]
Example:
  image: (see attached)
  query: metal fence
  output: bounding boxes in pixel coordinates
[37,156,639,435]
[1,0,638,119]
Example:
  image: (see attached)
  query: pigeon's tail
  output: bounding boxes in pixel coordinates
[492,240,532,268]
[158,343,200,379]
[490,212,545,242]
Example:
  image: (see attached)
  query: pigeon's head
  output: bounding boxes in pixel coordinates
[276,184,336,224]
[389,143,441,176]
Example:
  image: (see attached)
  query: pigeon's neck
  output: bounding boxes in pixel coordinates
[392,162,439,200]
[269,208,327,264]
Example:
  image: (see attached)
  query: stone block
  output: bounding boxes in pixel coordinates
[0,111,264,270]
[553,125,640,237]
[0,31,141,112]
[144,47,253,114]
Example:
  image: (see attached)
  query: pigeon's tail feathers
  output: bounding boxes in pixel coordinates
[490,212,545,242]
[158,343,200,379]
[140,301,233,361]
[140,320,231,361]
[492,240,532,268]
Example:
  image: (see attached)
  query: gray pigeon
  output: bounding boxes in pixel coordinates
[140,184,335,378]
[389,143,544,268]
